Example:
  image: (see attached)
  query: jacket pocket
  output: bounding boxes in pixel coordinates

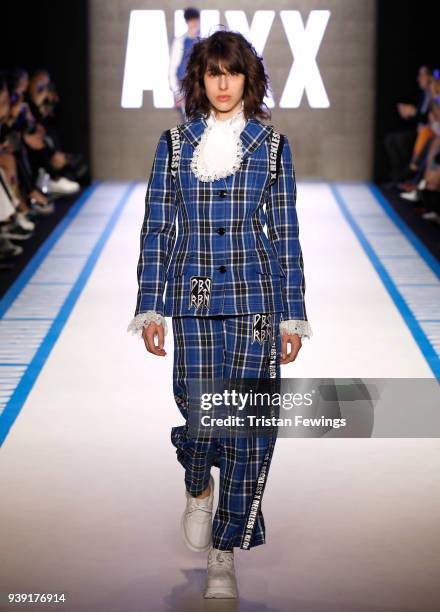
[250,255,286,278]
[167,260,213,279]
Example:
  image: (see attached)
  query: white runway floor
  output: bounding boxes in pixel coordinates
[1,181,439,611]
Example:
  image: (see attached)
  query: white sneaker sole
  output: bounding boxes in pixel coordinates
[204,587,239,599]
[48,188,80,195]
[181,475,214,553]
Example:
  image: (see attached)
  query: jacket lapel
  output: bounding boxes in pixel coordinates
[179,113,273,159]
[239,117,273,159]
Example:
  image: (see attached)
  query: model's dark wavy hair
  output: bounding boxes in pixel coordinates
[180,29,271,121]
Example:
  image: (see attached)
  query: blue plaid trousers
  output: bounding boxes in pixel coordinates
[170,311,282,551]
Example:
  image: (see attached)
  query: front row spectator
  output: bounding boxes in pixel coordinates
[398,81,440,224]
[0,68,88,262]
[420,144,440,224]
[384,65,433,184]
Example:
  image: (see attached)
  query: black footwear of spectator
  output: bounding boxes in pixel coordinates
[30,200,55,216]
[0,236,24,259]
[422,211,440,224]
[0,222,33,241]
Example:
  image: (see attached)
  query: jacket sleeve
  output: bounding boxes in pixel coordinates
[266,135,311,332]
[132,130,178,318]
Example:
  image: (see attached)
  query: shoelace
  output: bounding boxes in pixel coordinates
[187,496,212,515]
[208,549,235,569]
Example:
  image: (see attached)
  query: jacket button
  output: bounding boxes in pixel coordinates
[218,190,227,198]
[216,227,225,235]
[218,265,227,273]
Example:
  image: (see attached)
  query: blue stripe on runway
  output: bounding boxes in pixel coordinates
[0,181,137,445]
[0,182,100,318]
[331,182,440,378]
[367,182,440,279]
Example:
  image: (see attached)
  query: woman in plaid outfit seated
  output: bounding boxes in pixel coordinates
[128,28,312,599]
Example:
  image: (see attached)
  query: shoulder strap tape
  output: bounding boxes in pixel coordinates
[165,126,182,179]
[268,129,285,186]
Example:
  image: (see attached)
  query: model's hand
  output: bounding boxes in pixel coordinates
[280,332,302,364]
[142,322,166,356]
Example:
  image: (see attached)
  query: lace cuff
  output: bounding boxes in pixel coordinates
[279,319,313,339]
[127,311,169,337]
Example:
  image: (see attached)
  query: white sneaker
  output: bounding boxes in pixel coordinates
[15,212,35,232]
[181,474,214,553]
[400,190,420,202]
[204,545,239,599]
[422,211,440,224]
[48,177,80,195]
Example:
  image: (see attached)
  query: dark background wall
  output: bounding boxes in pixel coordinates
[90,0,376,181]
[374,0,439,181]
[0,0,89,170]
[0,0,438,184]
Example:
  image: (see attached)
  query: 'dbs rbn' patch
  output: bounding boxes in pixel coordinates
[189,276,212,311]
[252,313,273,344]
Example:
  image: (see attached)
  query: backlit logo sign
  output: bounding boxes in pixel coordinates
[121,10,331,109]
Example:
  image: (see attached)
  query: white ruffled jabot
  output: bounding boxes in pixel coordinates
[190,103,246,182]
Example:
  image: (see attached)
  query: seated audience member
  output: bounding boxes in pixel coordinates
[0,65,88,266]
[0,73,54,216]
[399,88,440,209]
[420,152,440,224]
[384,65,432,183]
[419,106,440,224]
[399,76,440,191]
[22,69,85,195]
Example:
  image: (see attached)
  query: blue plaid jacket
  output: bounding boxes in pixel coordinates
[134,114,309,323]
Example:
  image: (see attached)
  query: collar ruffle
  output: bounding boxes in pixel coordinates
[190,103,246,182]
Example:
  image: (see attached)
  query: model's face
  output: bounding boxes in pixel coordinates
[203,63,245,119]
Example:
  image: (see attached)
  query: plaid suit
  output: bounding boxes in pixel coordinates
[133,114,309,550]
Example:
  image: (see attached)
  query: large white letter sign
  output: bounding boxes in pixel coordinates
[224,10,275,107]
[279,10,330,108]
[120,10,331,110]
[121,10,174,108]
[224,10,275,56]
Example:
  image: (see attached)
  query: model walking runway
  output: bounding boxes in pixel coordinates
[0,179,438,610]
